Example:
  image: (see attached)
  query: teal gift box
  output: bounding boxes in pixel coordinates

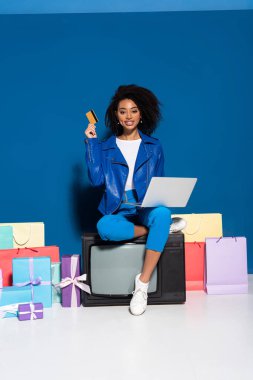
[12,257,52,308]
[51,262,61,303]
[0,226,13,249]
[0,286,32,318]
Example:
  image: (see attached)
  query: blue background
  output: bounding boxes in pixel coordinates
[0,0,252,13]
[0,11,252,271]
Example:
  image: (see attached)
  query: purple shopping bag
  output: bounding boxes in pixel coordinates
[205,237,248,295]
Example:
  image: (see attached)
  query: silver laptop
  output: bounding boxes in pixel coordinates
[127,177,197,207]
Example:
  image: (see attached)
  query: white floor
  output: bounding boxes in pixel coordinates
[1,277,253,380]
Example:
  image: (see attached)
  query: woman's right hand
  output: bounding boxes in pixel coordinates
[84,123,97,138]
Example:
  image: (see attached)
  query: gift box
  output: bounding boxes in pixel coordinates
[185,242,205,290]
[0,286,32,318]
[56,255,90,307]
[0,222,44,248]
[13,257,52,307]
[0,245,59,286]
[0,304,19,319]
[205,237,248,295]
[51,262,61,303]
[0,226,13,249]
[18,303,43,321]
[1,269,32,318]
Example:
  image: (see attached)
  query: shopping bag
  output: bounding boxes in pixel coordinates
[205,237,248,294]
[0,222,44,248]
[185,242,205,290]
[0,226,13,249]
[171,213,222,242]
[0,245,59,286]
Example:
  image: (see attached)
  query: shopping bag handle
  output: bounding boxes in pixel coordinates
[13,224,32,246]
[216,237,237,243]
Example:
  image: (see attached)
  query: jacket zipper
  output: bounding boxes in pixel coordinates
[110,167,129,214]
[144,144,149,192]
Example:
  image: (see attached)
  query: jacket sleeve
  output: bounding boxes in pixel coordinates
[155,144,165,177]
[84,138,105,187]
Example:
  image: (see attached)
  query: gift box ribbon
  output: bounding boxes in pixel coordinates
[14,258,51,302]
[19,303,43,320]
[55,256,91,307]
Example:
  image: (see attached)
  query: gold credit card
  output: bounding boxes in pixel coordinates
[86,109,99,124]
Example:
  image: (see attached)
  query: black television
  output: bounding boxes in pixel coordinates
[81,232,186,307]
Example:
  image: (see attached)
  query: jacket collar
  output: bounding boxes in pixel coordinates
[138,130,157,144]
[102,130,154,169]
[102,129,156,151]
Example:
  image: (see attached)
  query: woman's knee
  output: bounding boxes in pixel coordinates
[149,206,171,224]
[97,215,134,241]
[97,215,115,240]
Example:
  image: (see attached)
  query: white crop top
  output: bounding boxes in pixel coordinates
[116,138,141,190]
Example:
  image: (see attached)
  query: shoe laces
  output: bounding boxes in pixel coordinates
[131,288,148,303]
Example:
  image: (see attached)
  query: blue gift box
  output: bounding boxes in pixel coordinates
[12,257,52,308]
[51,262,61,303]
[0,286,32,318]
[0,226,13,249]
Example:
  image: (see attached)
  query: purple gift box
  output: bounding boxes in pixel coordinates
[55,255,90,308]
[18,303,43,321]
[61,255,81,307]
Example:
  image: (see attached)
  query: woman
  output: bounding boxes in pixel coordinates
[84,84,171,316]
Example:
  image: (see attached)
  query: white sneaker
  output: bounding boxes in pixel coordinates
[170,217,187,233]
[130,274,148,316]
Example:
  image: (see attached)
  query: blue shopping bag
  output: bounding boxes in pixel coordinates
[0,226,13,249]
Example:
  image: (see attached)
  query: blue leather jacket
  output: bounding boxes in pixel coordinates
[84,130,165,215]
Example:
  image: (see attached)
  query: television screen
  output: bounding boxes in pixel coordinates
[90,243,157,295]
[82,232,185,307]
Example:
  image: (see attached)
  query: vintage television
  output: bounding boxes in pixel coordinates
[81,232,186,307]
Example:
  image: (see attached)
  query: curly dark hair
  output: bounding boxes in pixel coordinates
[105,84,162,136]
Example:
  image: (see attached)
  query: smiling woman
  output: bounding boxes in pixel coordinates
[84,84,172,316]
[105,84,161,136]
[116,99,141,138]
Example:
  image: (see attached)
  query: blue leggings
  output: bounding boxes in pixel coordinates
[97,190,172,253]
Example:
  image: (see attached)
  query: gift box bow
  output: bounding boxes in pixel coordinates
[55,274,91,292]
[55,274,91,306]
[55,255,91,307]
[18,303,43,320]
